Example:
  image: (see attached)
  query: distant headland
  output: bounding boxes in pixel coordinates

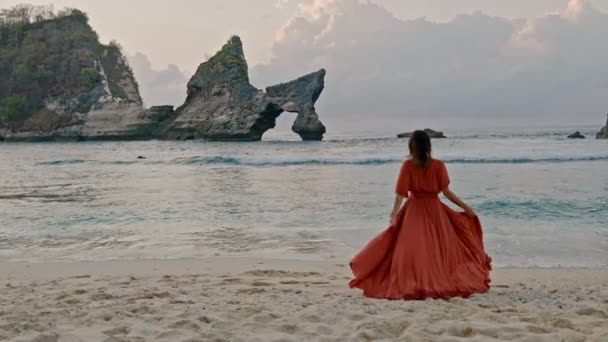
[0,5,326,142]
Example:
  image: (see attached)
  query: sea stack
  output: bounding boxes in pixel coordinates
[597,114,608,139]
[568,131,585,139]
[163,36,327,141]
[397,129,446,139]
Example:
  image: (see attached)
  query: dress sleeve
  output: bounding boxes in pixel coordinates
[438,161,450,191]
[395,161,410,197]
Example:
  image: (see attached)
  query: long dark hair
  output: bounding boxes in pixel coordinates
[408,130,432,168]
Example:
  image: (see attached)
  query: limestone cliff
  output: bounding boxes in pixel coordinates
[164,36,326,141]
[0,7,171,141]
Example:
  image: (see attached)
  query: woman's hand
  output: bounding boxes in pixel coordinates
[442,188,477,218]
[389,211,398,225]
[389,195,405,226]
[463,206,477,218]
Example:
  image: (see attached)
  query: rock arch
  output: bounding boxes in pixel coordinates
[163,36,327,141]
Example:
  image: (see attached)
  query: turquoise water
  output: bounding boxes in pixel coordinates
[0,127,606,267]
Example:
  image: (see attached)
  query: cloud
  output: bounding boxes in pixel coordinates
[251,0,608,128]
[275,0,290,8]
[128,52,187,107]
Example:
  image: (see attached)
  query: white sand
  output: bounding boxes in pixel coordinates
[0,258,606,342]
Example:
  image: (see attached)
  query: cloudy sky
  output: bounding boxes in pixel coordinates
[2,0,607,130]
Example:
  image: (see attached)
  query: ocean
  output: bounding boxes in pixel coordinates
[1,126,606,267]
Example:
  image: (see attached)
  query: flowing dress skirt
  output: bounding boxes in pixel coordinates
[349,195,492,300]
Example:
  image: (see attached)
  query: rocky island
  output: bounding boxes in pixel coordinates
[568,131,585,139]
[0,5,326,142]
[164,36,326,141]
[597,114,608,139]
[397,129,446,139]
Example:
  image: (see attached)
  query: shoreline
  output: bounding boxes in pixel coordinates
[1,257,608,281]
[1,258,607,341]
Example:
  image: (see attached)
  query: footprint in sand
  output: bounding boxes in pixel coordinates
[14,332,60,342]
[55,292,69,300]
[576,307,607,319]
[525,325,551,334]
[64,298,80,305]
[169,298,195,304]
[448,324,474,337]
[168,320,201,331]
[244,270,321,278]
[158,276,175,283]
[316,325,333,335]
[346,313,367,321]
[137,291,170,300]
[103,325,131,336]
[237,287,266,295]
[128,305,155,315]
[72,275,91,279]
[252,312,280,324]
[552,317,575,330]
[278,324,298,334]
[357,320,410,339]
[220,278,243,285]
[100,313,114,322]
[279,280,301,285]
[302,314,322,323]
[197,315,213,324]
[281,289,303,294]
[156,330,184,339]
[476,328,500,339]
[103,336,129,342]
[424,325,446,336]
[90,292,115,301]
[520,316,542,324]
[110,276,137,286]
[250,281,274,287]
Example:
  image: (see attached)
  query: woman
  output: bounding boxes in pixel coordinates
[349,130,491,300]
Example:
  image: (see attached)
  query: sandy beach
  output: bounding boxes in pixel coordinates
[0,258,606,342]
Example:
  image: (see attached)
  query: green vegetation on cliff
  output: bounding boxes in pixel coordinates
[0,95,26,121]
[0,4,138,127]
[207,36,249,81]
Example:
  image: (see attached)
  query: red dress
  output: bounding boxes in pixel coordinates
[349,159,491,300]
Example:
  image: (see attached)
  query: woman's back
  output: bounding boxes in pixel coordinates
[397,159,450,196]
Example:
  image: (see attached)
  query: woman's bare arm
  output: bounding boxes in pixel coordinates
[389,194,405,225]
[442,188,476,217]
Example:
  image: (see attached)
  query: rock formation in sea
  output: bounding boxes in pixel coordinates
[397,129,447,139]
[597,114,608,139]
[0,6,327,142]
[567,131,585,139]
[0,8,176,142]
[164,36,326,141]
